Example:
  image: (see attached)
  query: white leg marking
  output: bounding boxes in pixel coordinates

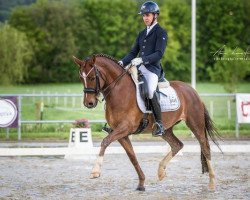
[206,159,216,190]
[90,156,103,179]
[158,150,173,181]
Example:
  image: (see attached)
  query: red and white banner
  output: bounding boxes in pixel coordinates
[236,94,250,123]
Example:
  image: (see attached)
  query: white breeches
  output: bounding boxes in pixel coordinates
[139,65,158,99]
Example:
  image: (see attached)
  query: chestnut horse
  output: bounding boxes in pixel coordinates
[73,54,221,191]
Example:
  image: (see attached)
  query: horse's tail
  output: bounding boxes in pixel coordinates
[204,104,223,153]
[200,104,223,174]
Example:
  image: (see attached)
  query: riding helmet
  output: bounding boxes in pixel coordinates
[138,1,160,15]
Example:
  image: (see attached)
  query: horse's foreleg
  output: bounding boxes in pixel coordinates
[90,156,103,179]
[158,128,183,181]
[90,125,129,179]
[118,136,145,191]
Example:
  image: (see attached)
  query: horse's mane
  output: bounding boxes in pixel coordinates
[93,53,119,65]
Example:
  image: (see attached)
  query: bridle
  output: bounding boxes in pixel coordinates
[79,64,101,95]
[79,60,127,101]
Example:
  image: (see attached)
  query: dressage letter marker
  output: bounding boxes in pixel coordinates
[64,128,95,159]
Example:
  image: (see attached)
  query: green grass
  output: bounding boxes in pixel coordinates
[0,83,83,94]
[196,82,250,93]
[1,82,250,140]
[1,82,250,94]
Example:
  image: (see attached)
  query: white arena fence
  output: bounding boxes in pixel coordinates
[0,93,248,140]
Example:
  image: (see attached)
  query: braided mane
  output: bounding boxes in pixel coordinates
[93,53,119,64]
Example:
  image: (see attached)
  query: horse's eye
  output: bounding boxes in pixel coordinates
[88,76,95,81]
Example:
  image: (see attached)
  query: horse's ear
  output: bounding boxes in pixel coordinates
[90,55,96,64]
[72,56,85,68]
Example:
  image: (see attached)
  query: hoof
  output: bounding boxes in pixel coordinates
[208,183,215,191]
[136,185,145,191]
[158,170,166,181]
[90,172,100,179]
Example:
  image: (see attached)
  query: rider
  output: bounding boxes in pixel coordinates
[118,1,167,136]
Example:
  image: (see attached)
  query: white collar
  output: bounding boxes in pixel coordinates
[146,22,158,34]
[147,21,158,29]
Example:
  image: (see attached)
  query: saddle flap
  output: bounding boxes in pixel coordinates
[138,70,149,99]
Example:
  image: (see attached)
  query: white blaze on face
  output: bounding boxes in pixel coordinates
[81,71,87,87]
[81,71,88,99]
[80,67,95,101]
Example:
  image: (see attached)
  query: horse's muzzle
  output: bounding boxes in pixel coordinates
[84,101,97,109]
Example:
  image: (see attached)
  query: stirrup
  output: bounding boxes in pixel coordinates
[152,122,165,136]
[102,123,112,134]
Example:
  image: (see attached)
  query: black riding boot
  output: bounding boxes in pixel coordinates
[150,93,165,136]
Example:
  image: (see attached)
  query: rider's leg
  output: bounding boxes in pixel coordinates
[138,65,165,136]
[150,92,165,136]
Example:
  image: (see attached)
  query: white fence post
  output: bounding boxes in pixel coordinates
[227,100,231,120]
[72,96,76,108]
[55,92,58,105]
[64,94,67,107]
[18,95,22,141]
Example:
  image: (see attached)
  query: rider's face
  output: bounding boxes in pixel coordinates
[143,13,154,26]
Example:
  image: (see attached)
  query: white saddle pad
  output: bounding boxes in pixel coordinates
[128,65,180,113]
[135,84,180,113]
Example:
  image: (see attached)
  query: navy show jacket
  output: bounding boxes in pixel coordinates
[122,23,167,77]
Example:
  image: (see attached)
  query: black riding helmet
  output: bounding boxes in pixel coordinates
[138,1,160,15]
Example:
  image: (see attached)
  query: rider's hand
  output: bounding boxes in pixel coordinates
[118,60,123,67]
[131,57,143,66]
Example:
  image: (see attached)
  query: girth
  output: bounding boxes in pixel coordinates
[102,113,149,135]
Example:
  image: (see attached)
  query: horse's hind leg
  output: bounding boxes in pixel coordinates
[201,142,216,190]
[186,120,216,190]
[118,136,145,191]
[200,138,216,190]
[158,127,183,180]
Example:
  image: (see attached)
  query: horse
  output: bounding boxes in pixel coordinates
[73,53,221,191]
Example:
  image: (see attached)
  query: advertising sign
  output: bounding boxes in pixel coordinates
[236,94,250,124]
[0,97,19,128]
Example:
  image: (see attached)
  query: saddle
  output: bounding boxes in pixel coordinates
[133,66,170,112]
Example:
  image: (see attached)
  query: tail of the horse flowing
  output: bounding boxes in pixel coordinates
[201,104,223,173]
[204,104,222,151]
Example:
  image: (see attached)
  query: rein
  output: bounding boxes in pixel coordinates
[101,69,127,101]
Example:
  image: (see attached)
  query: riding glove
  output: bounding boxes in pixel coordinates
[118,60,123,67]
[131,57,143,66]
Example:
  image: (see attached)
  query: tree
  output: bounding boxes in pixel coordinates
[208,47,250,92]
[9,0,78,83]
[197,0,245,81]
[159,0,191,81]
[76,0,140,59]
[5,0,249,84]
[0,23,32,85]
[0,0,36,22]
[78,0,191,81]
